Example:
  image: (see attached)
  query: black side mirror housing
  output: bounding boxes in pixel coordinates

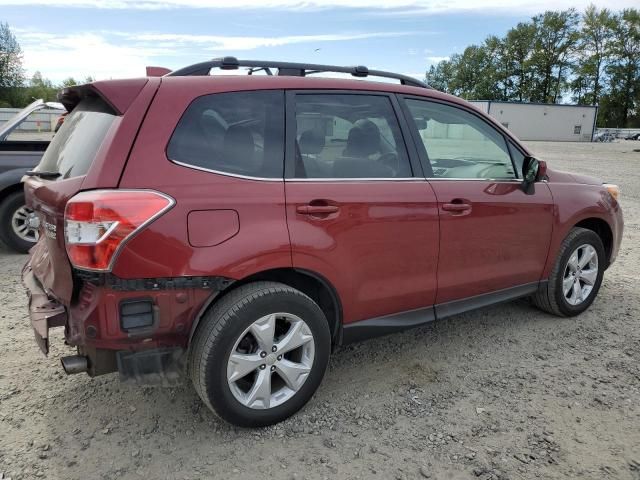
[521,156,546,194]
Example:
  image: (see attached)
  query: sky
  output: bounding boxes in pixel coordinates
[0,0,635,83]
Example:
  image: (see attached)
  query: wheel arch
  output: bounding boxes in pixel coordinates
[574,217,613,268]
[0,182,24,204]
[189,267,343,348]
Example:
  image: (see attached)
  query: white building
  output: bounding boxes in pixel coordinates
[470,101,598,142]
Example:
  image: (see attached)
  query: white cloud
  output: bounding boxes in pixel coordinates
[129,31,419,51]
[0,0,637,12]
[15,30,422,81]
[20,32,157,80]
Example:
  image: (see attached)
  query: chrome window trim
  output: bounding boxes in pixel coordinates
[426,177,523,182]
[173,160,421,182]
[285,177,421,182]
[171,160,284,182]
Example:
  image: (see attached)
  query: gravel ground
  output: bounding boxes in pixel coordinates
[1,141,639,480]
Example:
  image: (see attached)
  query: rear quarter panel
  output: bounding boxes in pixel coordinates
[114,78,291,280]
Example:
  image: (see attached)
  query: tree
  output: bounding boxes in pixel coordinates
[484,35,511,100]
[529,9,580,103]
[454,44,506,100]
[571,5,615,105]
[426,59,456,93]
[503,22,536,101]
[0,22,24,107]
[424,6,639,126]
[600,8,640,127]
[25,71,58,103]
[60,76,95,87]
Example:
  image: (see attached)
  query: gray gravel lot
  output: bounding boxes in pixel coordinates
[1,141,639,480]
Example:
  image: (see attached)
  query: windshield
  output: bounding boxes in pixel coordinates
[35,96,116,179]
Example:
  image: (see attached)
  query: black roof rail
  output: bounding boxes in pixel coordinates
[167,56,430,89]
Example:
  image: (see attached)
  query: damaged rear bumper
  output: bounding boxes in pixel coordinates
[22,262,67,355]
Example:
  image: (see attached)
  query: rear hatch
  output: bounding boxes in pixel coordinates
[24,78,159,304]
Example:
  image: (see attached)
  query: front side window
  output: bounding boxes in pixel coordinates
[405,99,515,180]
[293,94,411,179]
[167,90,285,179]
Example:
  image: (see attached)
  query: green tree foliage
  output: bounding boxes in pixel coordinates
[0,21,24,108]
[0,23,98,108]
[26,71,58,102]
[60,76,95,88]
[599,9,640,127]
[529,9,580,103]
[571,5,615,105]
[425,5,640,127]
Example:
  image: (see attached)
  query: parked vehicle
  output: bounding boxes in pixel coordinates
[624,132,640,140]
[22,58,623,427]
[0,100,63,252]
[593,131,616,142]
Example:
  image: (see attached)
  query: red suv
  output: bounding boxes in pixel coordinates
[22,58,623,427]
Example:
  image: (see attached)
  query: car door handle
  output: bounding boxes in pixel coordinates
[442,202,472,213]
[296,205,340,215]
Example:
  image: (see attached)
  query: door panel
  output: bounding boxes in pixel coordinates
[400,96,554,304]
[285,92,439,324]
[430,180,553,303]
[286,180,439,323]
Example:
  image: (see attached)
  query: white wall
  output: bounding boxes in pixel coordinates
[470,101,490,114]
[470,101,597,142]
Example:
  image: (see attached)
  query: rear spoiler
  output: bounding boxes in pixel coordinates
[146,66,172,77]
[58,78,149,115]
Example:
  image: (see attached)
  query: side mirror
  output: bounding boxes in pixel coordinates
[521,157,546,194]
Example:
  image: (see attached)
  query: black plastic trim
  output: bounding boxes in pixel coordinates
[168,57,431,89]
[117,347,185,386]
[119,297,158,336]
[435,281,542,320]
[342,306,436,344]
[75,270,234,292]
[341,281,544,344]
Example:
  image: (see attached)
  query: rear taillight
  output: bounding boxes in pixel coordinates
[64,190,174,271]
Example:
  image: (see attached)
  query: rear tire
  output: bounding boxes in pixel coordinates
[189,281,331,427]
[532,227,605,317]
[0,192,38,253]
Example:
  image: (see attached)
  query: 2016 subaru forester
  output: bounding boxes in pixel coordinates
[22,58,623,427]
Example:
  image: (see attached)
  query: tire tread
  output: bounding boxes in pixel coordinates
[532,227,603,317]
[189,281,323,419]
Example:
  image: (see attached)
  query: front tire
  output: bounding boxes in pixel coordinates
[0,192,39,253]
[533,227,605,317]
[189,281,331,427]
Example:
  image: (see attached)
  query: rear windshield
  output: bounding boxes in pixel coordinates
[35,96,116,179]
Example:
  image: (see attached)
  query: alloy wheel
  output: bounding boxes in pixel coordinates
[562,243,598,306]
[227,313,315,409]
[11,205,39,243]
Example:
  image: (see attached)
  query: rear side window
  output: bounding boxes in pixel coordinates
[36,96,116,179]
[293,94,411,179]
[167,91,285,179]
